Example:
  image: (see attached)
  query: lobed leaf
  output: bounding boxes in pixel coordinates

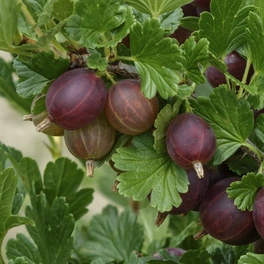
[130,18,184,99]
[78,205,144,263]
[199,0,255,57]
[13,52,69,99]
[43,157,94,221]
[211,244,248,264]
[246,12,264,76]
[65,0,133,49]
[6,233,41,264]
[26,195,75,264]
[0,168,33,252]
[181,37,209,84]
[238,253,264,264]
[112,133,189,212]
[179,249,211,264]
[126,0,193,17]
[190,87,254,165]
[227,173,264,211]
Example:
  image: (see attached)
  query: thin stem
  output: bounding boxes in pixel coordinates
[237,59,252,99]
[18,0,43,37]
[115,56,135,62]
[185,97,193,113]
[243,139,264,163]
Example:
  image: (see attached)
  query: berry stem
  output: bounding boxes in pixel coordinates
[243,139,264,163]
[86,159,95,177]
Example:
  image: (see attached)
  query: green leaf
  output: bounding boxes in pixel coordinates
[211,244,248,264]
[160,9,183,37]
[254,114,264,144]
[6,233,41,264]
[126,0,193,17]
[0,58,31,112]
[0,0,21,52]
[198,0,255,57]
[226,173,264,211]
[169,213,201,248]
[130,18,183,99]
[124,252,141,264]
[181,37,209,84]
[0,142,23,170]
[226,154,258,176]
[112,133,189,212]
[255,0,264,26]
[13,157,43,197]
[26,195,75,264]
[7,258,29,264]
[179,249,211,264]
[245,12,264,76]
[43,157,94,220]
[77,205,144,263]
[238,253,264,264]
[190,87,254,165]
[90,259,110,264]
[52,0,74,21]
[153,100,181,154]
[87,50,108,71]
[138,205,169,255]
[0,168,34,246]
[65,0,133,49]
[13,52,69,98]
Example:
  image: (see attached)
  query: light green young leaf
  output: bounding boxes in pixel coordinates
[130,18,184,99]
[199,0,255,57]
[246,12,264,76]
[227,173,264,211]
[112,133,189,212]
[65,0,133,49]
[6,233,41,264]
[190,87,254,165]
[181,37,209,84]
[238,253,264,264]
[43,157,94,220]
[87,50,108,71]
[79,205,144,263]
[126,0,193,17]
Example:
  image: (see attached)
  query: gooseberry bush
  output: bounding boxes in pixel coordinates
[1,0,264,263]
